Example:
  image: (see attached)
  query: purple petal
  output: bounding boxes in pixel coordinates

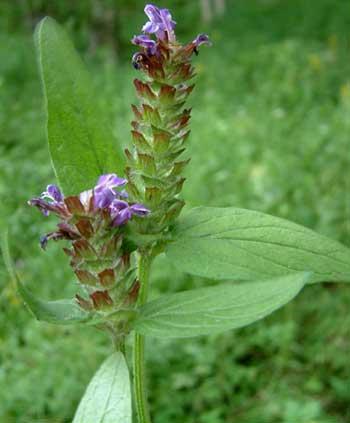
[112,208,132,226]
[97,174,127,188]
[112,199,129,209]
[28,198,59,216]
[132,34,154,47]
[160,8,176,32]
[193,34,211,47]
[132,35,157,55]
[94,174,128,209]
[109,199,129,217]
[40,184,64,204]
[144,4,162,23]
[142,21,160,34]
[46,185,63,202]
[94,187,115,209]
[130,203,150,216]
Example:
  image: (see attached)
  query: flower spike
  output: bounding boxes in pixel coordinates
[28,173,149,328]
[127,4,210,234]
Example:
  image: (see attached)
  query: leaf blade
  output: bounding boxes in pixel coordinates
[35,17,124,195]
[166,207,350,283]
[134,272,310,338]
[17,284,91,324]
[73,352,132,423]
[0,230,90,324]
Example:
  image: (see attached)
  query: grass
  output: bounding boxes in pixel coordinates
[1,0,350,422]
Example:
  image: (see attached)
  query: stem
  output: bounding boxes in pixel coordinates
[133,251,153,423]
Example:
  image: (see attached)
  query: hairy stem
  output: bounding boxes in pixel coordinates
[133,251,153,423]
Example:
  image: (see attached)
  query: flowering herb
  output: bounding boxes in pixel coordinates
[2,4,349,423]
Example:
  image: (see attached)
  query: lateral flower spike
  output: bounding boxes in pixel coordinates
[129,4,210,234]
[28,175,150,340]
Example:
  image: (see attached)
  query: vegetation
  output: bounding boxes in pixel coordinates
[1,1,350,421]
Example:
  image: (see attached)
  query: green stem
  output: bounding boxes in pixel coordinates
[133,251,153,423]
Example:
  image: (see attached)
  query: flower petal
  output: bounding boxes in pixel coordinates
[193,33,211,47]
[160,8,176,32]
[142,21,159,34]
[112,208,132,226]
[46,184,63,202]
[97,174,127,188]
[144,4,162,22]
[130,203,150,216]
[94,187,115,209]
[132,34,157,54]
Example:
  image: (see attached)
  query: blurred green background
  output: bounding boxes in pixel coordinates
[1,0,350,422]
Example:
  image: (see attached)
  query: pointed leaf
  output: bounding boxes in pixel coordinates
[1,230,90,324]
[73,352,132,423]
[35,17,124,195]
[134,272,310,338]
[166,207,350,284]
[1,232,137,326]
[17,284,91,324]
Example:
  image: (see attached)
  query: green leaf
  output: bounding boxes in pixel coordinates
[35,17,124,195]
[135,272,310,338]
[166,207,350,284]
[1,232,137,326]
[17,285,91,324]
[0,230,90,324]
[0,230,15,283]
[73,352,132,423]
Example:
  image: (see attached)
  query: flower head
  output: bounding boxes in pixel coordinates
[28,173,150,321]
[131,5,210,72]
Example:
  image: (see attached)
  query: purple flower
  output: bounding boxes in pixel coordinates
[28,198,58,216]
[93,174,127,209]
[28,184,66,216]
[132,35,157,55]
[110,199,150,226]
[193,34,211,47]
[39,223,79,249]
[142,4,176,41]
[41,184,63,203]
